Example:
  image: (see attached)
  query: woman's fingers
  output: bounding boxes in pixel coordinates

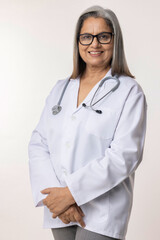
[68,205,85,227]
[57,207,72,222]
[76,205,85,217]
[56,205,85,228]
[57,214,70,224]
[67,206,77,222]
[55,204,86,228]
[41,188,52,194]
[73,209,85,228]
[59,206,76,223]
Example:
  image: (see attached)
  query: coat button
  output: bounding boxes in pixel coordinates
[65,141,71,148]
[62,168,68,176]
[71,115,76,121]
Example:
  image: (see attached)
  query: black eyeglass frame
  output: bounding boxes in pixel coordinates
[78,32,115,46]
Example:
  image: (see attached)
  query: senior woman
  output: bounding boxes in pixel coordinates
[28,5,147,240]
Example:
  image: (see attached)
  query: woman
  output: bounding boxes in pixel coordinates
[28,5,147,240]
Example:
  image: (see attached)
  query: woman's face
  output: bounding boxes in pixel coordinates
[78,17,114,71]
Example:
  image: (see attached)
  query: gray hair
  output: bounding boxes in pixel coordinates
[71,5,134,79]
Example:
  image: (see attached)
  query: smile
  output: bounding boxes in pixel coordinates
[88,51,103,56]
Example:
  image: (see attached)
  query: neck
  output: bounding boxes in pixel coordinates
[82,65,111,82]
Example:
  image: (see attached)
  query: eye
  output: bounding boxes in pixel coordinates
[81,34,92,41]
[99,34,110,41]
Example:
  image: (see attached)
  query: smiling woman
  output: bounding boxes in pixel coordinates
[28,5,147,240]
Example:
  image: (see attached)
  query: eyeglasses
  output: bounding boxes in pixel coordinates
[78,32,114,45]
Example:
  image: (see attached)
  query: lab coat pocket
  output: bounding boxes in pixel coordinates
[85,107,117,140]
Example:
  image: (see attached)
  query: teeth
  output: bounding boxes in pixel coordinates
[89,51,102,54]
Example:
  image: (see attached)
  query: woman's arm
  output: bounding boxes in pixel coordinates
[41,84,147,216]
[28,95,62,207]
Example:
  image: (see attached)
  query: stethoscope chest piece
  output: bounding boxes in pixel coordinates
[52,105,62,115]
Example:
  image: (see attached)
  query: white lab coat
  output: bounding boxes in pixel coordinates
[28,69,147,240]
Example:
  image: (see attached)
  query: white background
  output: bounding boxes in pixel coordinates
[0,0,160,239]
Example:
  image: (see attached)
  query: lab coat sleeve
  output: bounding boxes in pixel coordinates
[28,94,62,207]
[64,85,147,206]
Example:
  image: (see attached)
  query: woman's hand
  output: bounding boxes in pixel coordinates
[41,187,75,217]
[58,204,85,228]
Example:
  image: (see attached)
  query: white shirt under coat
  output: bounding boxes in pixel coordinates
[28,69,147,240]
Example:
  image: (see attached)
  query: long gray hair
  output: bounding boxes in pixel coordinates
[71,6,134,79]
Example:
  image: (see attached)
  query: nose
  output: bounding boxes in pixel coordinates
[91,36,100,47]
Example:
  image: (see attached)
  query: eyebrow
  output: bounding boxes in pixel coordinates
[79,31,112,35]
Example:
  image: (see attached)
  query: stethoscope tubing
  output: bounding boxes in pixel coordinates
[90,76,120,107]
[57,77,71,106]
[52,75,120,115]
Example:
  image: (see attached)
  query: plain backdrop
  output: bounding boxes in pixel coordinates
[0,0,160,239]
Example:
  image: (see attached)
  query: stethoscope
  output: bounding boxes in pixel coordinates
[52,75,120,115]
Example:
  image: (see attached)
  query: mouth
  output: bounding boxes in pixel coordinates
[88,51,104,56]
